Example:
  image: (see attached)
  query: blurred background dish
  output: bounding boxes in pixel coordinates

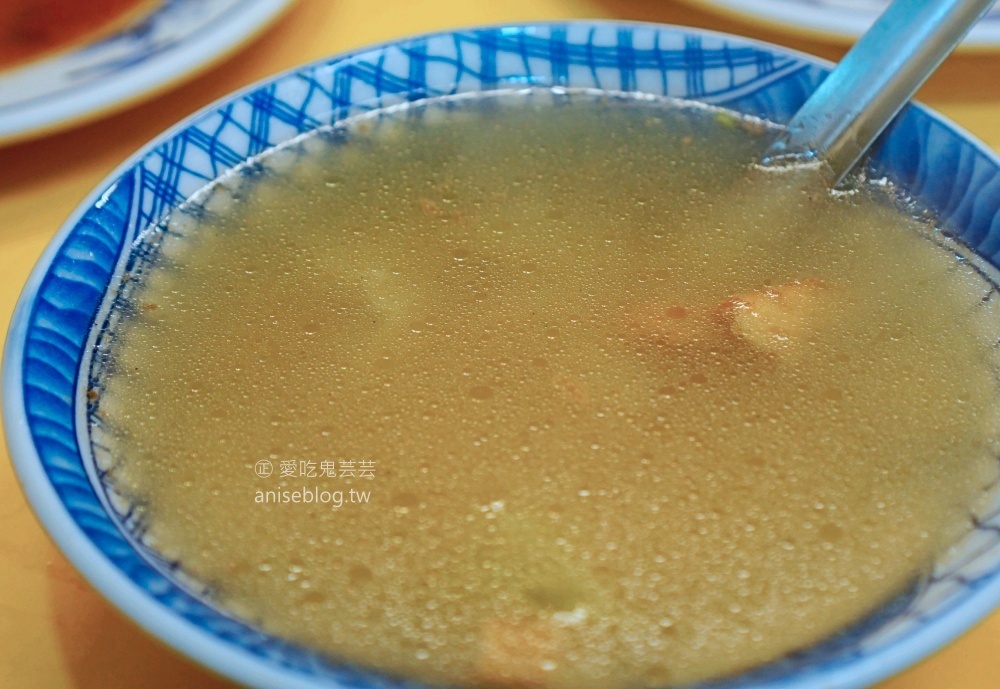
[679,0,1000,49]
[0,0,296,145]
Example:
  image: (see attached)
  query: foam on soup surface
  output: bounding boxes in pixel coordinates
[95,91,1000,688]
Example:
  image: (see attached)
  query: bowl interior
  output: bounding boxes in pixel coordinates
[7,21,1000,689]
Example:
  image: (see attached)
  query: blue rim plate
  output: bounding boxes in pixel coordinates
[5,20,1000,689]
[0,0,296,146]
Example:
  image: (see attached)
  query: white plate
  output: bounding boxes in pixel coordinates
[0,0,295,145]
[683,0,1000,49]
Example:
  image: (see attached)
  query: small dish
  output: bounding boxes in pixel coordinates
[0,0,296,145]
[681,0,1000,50]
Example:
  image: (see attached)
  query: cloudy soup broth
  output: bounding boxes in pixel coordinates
[94,91,1000,688]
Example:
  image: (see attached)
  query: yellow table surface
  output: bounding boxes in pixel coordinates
[2,0,1000,687]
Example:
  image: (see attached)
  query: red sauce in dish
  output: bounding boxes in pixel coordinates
[0,0,154,71]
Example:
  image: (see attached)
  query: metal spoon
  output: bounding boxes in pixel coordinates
[762,0,997,187]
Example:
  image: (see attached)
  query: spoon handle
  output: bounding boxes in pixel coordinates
[763,0,996,186]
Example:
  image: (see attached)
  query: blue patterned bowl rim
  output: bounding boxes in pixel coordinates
[5,20,1000,689]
